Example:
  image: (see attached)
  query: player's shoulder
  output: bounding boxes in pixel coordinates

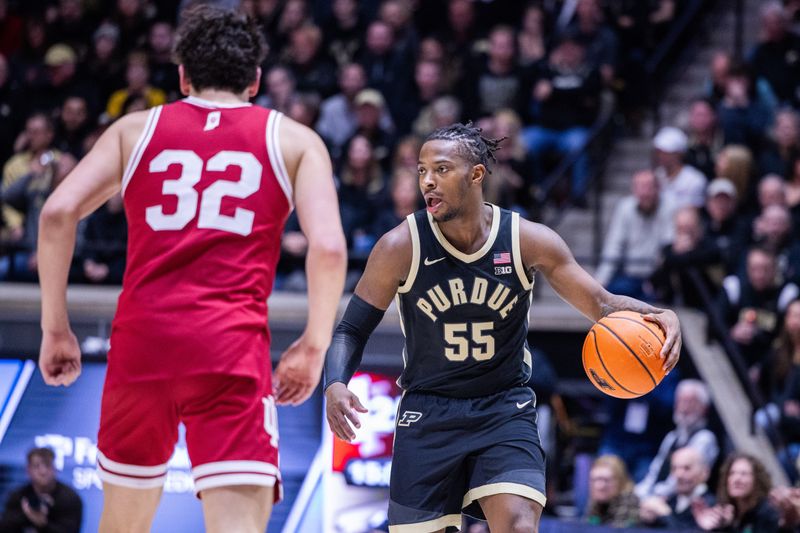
[374,217,414,257]
[517,216,571,264]
[110,109,153,144]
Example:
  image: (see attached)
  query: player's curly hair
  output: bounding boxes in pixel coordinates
[425,122,506,174]
[174,4,267,93]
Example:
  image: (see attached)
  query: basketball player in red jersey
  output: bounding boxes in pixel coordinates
[36,6,346,533]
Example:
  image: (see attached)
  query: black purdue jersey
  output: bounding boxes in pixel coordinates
[395,204,534,398]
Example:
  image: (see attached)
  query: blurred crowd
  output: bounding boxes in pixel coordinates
[583,1,800,530]
[0,0,679,287]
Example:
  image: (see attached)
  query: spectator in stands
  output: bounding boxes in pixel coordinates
[749,2,800,108]
[378,0,418,77]
[79,193,127,284]
[433,0,479,84]
[461,25,528,119]
[715,144,754,209]
[412,95,461,139]
[717,63,774,152]
[718,246,800,367]
[350,88,395,169]
[337,134,387,256]
[517,4,546,68]
[255,65,296,114]
[481,109,531,213]
[13,17,50,91]
[147,20,179,99]
[29,43,99,118]
[707,51,778,110]
[2,113,74,242]
[394,59,445,136]
[357,19,410,109]
[567,0,619,86]
[390,135,421,174]
[701,178,741,274]
[83,22,124,106]
[0,447,82,533]
[685,97,723,180]
[273,0,311,52]
[652,126,707,210]
[523,34,602,206]
[756,299,800,452]
[284,24,338,98]
[48,0,93,59]
[636,379,719,499]
[695,453,779,532]
[316,63,369,160]
[417,36,458,92]
[638,447,714,530]
[370,167,419,240]
[285,92,320,128]
[753,205,800,281]
[651,207,720,308]
[105,51,166,120]
[113,0,151,54]
[54,95,91,159]
[758,108,800,178]
[0,136,76,282]
[595,169,673,300]
[585,455,640,527]
[322,0,364,68]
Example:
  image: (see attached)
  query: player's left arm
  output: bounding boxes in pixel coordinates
[519,219,682,372]
[37,116,131,386]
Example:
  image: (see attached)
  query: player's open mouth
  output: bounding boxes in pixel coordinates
[426,196,443,213]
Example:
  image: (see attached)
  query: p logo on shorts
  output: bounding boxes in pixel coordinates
[397,411,423,427]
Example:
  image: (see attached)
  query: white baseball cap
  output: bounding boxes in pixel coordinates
[653,126,688,153]
[706,178,737,198]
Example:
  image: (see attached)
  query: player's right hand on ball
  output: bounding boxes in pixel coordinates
[39,330,81,386]
[325,382,368,442]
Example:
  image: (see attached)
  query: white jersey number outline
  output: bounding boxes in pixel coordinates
[145,149,263,236]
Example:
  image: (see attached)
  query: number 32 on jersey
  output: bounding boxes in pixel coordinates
[145,149,262,236]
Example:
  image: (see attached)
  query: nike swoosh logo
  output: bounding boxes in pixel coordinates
[516,400,532,409]
[424,257,446,266]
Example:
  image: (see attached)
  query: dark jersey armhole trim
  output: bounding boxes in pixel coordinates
[397,214,420,294]
[512,212,534,291]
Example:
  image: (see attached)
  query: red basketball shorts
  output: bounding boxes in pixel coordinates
[96,373,281,501]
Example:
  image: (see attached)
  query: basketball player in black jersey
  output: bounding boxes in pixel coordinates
[324,124,682,532]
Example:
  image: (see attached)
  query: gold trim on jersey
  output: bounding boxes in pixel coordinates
[462,482,547,509]
[426,204,500,264]
[388,513,462,532]
[398,215,421,294]
[511,212,534,290]
[524,347,532,369]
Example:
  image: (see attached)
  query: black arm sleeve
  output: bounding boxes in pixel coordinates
[323,294,386,391]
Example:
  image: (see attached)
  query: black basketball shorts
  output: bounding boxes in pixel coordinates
[387,386,547,532]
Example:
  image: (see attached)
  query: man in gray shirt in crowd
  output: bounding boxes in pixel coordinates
[595,169,674,300]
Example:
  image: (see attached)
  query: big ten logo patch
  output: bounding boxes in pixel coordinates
[495,266,512,275]
[397,411,422,426]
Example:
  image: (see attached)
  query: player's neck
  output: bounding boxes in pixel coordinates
[437,202,493,255]
[189,88,250,105]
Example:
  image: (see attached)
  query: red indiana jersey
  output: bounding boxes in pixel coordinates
[108,96,293,385]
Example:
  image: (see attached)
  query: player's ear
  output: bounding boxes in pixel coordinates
[178,65,191,96]
[471,164,486,186]
[247,67,262,98]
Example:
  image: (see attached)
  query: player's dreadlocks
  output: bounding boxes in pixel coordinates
[425,122,507,173]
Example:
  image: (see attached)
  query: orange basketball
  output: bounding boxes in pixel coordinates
[582,311,667,399]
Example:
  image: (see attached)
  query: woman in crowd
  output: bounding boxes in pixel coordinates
[585,455,640,527]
